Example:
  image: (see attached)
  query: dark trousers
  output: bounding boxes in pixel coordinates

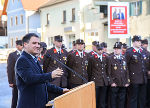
[147,79,150,107]
[11,86,18,108]
[128,84,146,108]
[110,87,126,108]
[96,86,107,108]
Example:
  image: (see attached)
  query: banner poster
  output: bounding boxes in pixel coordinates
[108,2,129,38]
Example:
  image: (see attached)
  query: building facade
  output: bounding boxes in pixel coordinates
[5,0,47,48]
[39,0,150,51]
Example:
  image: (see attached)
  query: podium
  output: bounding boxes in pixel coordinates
[46,81,96,108]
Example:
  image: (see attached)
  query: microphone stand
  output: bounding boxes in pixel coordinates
[46,54,88,83]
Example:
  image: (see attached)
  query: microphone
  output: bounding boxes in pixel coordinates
[45,54,88,83]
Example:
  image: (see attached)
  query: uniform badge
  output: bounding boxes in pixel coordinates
[133,55,138,62]
[123,61,126,70]
[85,60,88,66]
[114,64,117,70]
[54,60,56,64]
[143,55,147,60]
[63,56,67,61]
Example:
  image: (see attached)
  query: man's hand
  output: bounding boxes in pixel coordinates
[63,88,69,93]
[51,68,63,79]
[9,84,14,88]
[111,83,117,87]
[125,84,129,87]
[148,71,150,75]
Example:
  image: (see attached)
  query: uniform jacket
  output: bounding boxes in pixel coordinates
[7,50,20,85]
[125,47,148,84]
[67,50,89,85]
[87,54,109,86]
[108,54,130,87]
[43,47,68,87]
[15,51,63,108]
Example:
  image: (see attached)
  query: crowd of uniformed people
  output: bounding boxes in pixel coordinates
[7,34,150,108]
[37,35,150,108]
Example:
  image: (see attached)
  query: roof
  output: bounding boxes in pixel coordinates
[2,0,8,15]
[39,0,70,8]
[21,0,50,11]
[2,0,50,15]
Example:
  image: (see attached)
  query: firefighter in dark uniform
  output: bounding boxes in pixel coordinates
[38,42,47,66]
[101,42,109,56]
[88,41,99,57]
[108,42,130,108]
[68,41,76,54]
[43,35,68,100]
[67,39,88,89]
[87,43,109,108]
[141,39,150,108]
[126,35,148,108]
[122,43,128,55]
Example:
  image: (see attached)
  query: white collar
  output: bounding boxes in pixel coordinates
[133,47,140,52]
[77,50,84,57]
[55,47,61,53]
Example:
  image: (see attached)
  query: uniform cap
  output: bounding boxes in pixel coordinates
[54,35,63,42]
[92,41,99,46]
[132,35,142,42]
[76,39,85,44]
[40,42,47,48]
[113,42,122,49]
[100,42,107,48]
[141,39,148,44]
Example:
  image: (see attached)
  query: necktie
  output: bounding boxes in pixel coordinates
[138,50,141,54]
[81,53,83,58]
[58,51,61,55]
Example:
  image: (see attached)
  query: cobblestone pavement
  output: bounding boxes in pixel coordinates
[0,63,11,108]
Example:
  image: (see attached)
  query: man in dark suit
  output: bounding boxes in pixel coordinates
[15,33,68,108]
[108,42,129,108]
[43,35,68,100]
[126,35,148,108]
[88,41,99,57]
[87,43,109,108]
[118,9,125,20]
[67,39,88,88]
[7,40,23,108]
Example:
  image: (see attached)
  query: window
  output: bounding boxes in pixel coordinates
[130,1,142,16]
[48,37,54,47]
[11,38,14,47]
[147,0,150,15]
[100,5,108,17]
[10,17,13,26]
[63,10,66,23]
[15,16,18,25]
[47,13,50,25]
[71,8,75,22]
[20,15,23,24]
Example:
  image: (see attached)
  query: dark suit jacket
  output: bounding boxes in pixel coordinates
[67,50,89,85]
[126,47,148,84]
[7,50,20,85]
[108,55,129,87]
[43,47,68,87]
[87,54,109,86]
[15,51,63,108]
